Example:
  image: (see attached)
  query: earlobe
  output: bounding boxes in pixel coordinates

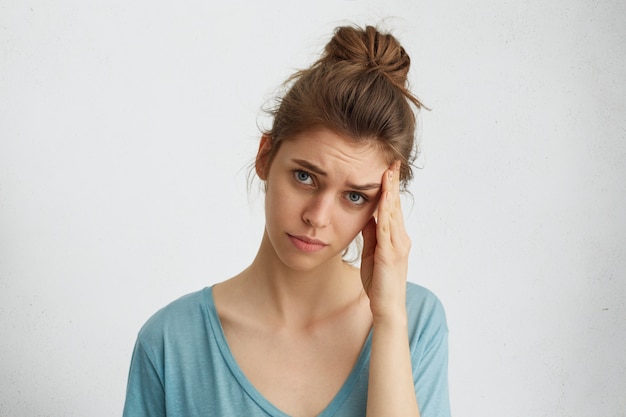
[255,135,272,180]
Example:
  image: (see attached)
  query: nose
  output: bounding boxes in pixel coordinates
[302,194,333,229]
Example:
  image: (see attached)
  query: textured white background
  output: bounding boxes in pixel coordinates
[1,1,625,416]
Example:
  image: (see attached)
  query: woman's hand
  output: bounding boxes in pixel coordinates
[361,161,420,417]
[360,160,411,321]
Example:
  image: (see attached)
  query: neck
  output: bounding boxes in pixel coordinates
[239,231,363,327]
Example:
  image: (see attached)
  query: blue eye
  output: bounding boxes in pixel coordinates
[346,192,366,205]
[294,170,314,185]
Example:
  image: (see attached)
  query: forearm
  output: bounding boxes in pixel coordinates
[366,311,420,417]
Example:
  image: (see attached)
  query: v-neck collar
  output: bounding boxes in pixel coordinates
[203,286,372,417]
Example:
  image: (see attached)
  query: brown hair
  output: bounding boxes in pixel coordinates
[260,25,424,190]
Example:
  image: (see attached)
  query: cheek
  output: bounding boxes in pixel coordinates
[264,181,298,225]
[339,208,375,238]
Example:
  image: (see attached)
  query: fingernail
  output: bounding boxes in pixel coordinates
[386,191,390,201]
[388,170,393,182]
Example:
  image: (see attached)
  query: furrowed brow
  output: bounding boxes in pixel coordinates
[292,159,381,191]
[346,182,381,192]
[292,159,327,176]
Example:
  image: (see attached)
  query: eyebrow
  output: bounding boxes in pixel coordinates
[292,159,381,192]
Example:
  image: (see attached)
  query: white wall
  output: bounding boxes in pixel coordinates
[1,1,624,416]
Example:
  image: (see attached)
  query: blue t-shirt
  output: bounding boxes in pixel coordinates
[123,283,450,416]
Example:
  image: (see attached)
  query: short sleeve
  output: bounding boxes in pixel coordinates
[122,338,166,417]
[408,285,451,417]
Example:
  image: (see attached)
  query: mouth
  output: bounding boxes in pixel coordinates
[287,234,328,252]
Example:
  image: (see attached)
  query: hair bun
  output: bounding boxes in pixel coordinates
[264,23,424,190]
[323,25,410,86]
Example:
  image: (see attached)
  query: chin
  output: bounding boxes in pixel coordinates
[279,254,328,273]
[277,248,343,273]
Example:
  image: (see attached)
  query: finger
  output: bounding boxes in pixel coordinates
[389,204,409,249]
[392,160,402,210]
[388,161,409,247]
[375,166,395,247]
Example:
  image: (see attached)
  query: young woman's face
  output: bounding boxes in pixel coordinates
[259,128,390,271]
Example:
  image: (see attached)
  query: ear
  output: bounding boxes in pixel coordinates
[255,134,273,180]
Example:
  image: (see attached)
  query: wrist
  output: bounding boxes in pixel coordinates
[371,307,408,329]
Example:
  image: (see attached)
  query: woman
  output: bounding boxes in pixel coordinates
[123,25,450,417]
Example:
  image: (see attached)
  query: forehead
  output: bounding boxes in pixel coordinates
[276,129,390,173]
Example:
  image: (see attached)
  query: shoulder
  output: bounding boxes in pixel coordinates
[136,288,212,347]
[405,284,451,416]
[405,282,446,313]
[405,282,448,334]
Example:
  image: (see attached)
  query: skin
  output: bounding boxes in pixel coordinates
[362,161,419,417]
[213,128,419,417]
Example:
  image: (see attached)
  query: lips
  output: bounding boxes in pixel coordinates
[287,234,328,252]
